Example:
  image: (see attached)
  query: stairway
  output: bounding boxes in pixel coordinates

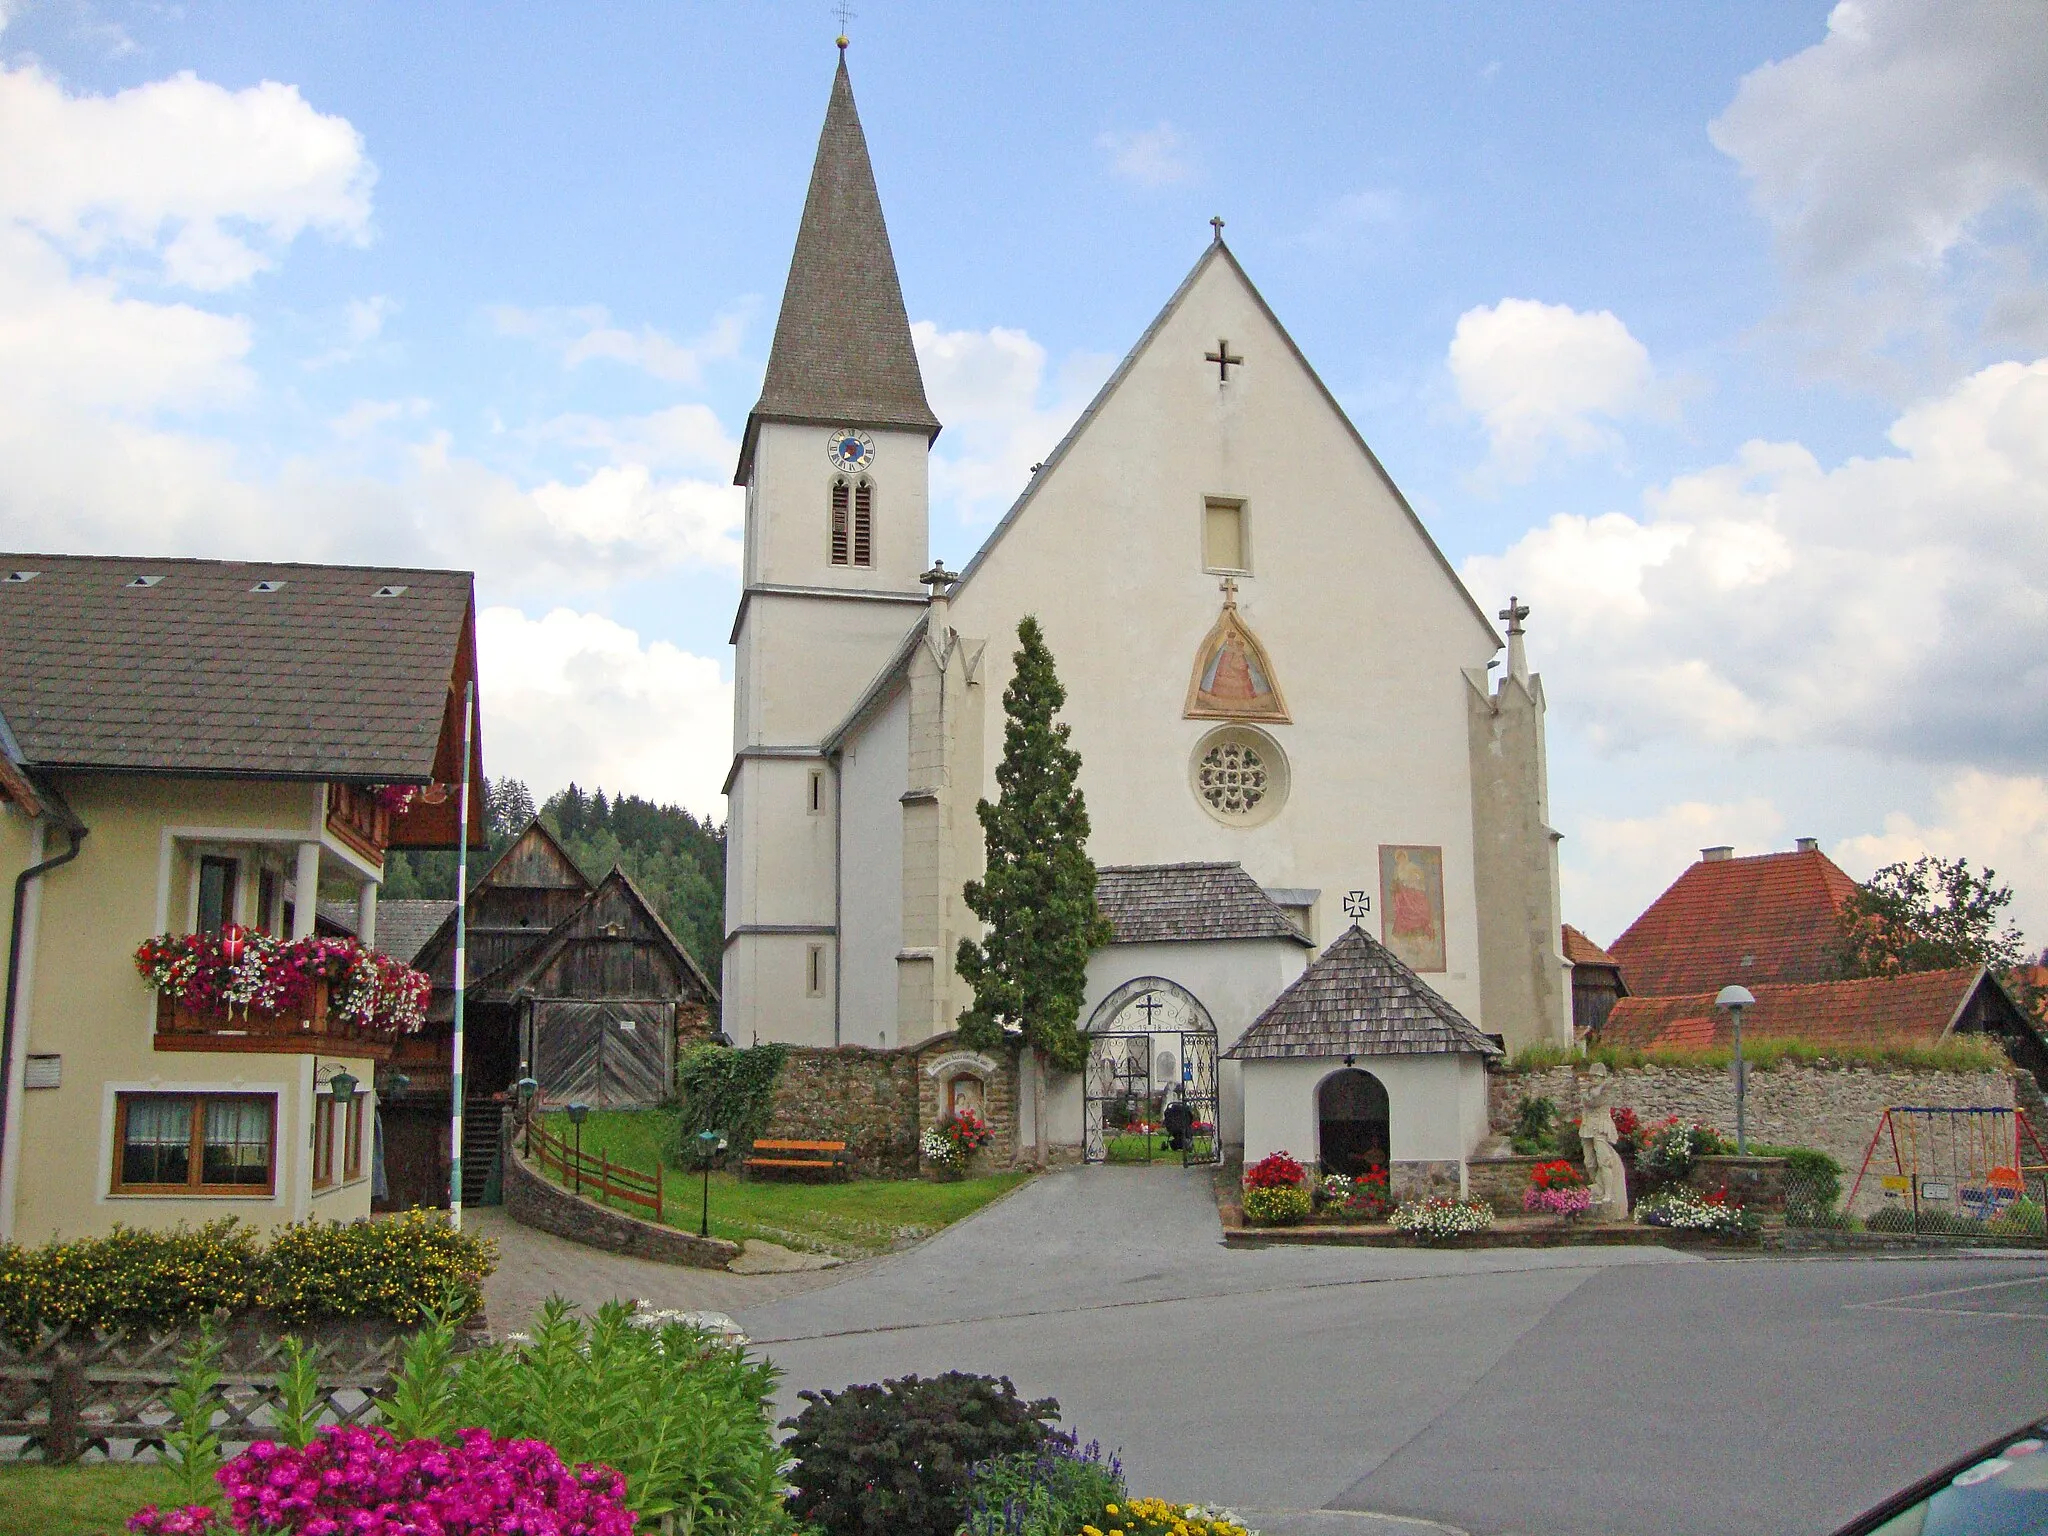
[459,1100,502,1207]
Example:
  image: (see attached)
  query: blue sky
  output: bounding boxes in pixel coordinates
[2,1,2044,946]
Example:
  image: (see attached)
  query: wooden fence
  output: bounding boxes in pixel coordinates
[0,1326,422,1464]
[525,1114,666,1224]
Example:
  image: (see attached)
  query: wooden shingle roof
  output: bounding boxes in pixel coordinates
[1096,862,1310,946]
[0,554,474,781]
[1225,923,1500,1060]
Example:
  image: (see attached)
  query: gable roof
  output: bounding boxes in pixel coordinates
[949,237,1500,648]
[1608,848,1860,997]
[0,554,477,784]
[1225,922,1500,1060]
[1096,862,1310,946]
[1599,968,1995,1052]
[735,53,939,484]
[493,865,717,1002]
[317,898,457,966]
[1562,924,1622,972]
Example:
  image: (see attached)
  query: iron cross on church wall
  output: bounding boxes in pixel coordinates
[1205,339,1243,381]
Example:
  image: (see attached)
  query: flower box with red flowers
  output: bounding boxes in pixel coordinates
[1243,1151,1307,1190]
[137,927,431,1059]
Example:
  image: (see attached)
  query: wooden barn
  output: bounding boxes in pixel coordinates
[373,819,717,1209]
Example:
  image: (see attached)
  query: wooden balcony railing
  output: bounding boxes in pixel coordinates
[325,783,391,863]
[154,980,396,1060]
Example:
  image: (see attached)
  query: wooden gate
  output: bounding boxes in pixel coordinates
[530,999,674,1107]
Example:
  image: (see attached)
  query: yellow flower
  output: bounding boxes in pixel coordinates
[1106,1507,1119,1516]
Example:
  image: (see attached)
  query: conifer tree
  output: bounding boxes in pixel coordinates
[956,617,1112,1071]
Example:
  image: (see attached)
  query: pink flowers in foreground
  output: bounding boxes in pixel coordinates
[129,1425,634,1536]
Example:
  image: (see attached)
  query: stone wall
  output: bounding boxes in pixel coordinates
[765,1046,920,1177]
[760,1036,1027,1178]
[1468,1153,1581,1215]
[503,1144,739,1270]
[1491,1062,2017,1212]
[1467,1151,1787,1215]
[1391,1159,1461,1202]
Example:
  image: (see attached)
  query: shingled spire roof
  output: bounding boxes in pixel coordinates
[1224,923,1502,1060]
[736,52,939,484]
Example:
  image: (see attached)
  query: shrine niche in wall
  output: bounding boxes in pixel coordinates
[1184,579,1291,722]
[1379,844,1447,973]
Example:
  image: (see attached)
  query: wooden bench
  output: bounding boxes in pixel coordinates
[744,1138,850,1179]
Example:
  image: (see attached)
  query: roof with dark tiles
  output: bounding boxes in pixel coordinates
[1599,968,1992,1052]
[317,898,457,965]
[0,554,472,780]
[1608,849,1860,997]
[1096,862,1310,946]
[736,55,938,482]
[1224,923,1501,1060]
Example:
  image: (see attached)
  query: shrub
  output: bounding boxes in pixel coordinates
[1635,1118,1723,1180]
[676,1041,789,1156]
[1989,1197,2046,1236]
[1509,1096,1559,1155]
[1071,1497,1256,1536]
[1866,1204,1998,1236]
[0,1216,493,1346]
[1750,1144,1844,1224]
[962,1432,1124,1536]
[783,1372,1060,1536]
[130,1426,636,1536]
[1242,1186,1313,1225]
[1241,1152,1305,1190]
[1390,1197,1494,1242]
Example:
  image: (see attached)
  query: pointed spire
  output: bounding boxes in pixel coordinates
[737,54,939,484]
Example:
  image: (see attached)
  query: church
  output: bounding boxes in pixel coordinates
[723,50,1570,1190]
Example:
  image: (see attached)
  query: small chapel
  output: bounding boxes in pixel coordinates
[722,48,1571,1195]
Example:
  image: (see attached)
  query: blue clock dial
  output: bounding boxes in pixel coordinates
[826,428,876,471]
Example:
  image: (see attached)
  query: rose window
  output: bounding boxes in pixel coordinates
[1198,740,1267,816]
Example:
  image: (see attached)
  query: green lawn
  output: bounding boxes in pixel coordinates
[533,1109,1031,1257]
[0,1462,184,1536]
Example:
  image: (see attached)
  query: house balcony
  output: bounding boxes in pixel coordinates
[325,783,392,864]
[154,980,396,1061]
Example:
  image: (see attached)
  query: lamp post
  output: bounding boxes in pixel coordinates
[325,1067,359,1104]
[515,1077,539,1156]
[1716,985,1756,1154]
[696,1129,726,1238]
[566,1101,589,1195]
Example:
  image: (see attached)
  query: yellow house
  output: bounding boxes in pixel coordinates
[0,554,483,1243]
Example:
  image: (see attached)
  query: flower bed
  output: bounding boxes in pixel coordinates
[1390,1196,1495,1243]
[135,929,430,1037]
[921,1108,993,1173]
[1522,1158,1592,1217]
[1314,1166,1391,1222]
[1634,1186,1749,1233]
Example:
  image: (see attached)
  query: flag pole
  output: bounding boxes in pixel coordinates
[449,680,475,1230]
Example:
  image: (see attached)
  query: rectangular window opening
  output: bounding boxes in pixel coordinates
[806,943,826,998]
[829,480,851,565]
[197,856,238,933]
[1204,498,1248,574]
[312,1096,336,1188]
[114,1092,275,1195]
[808,769,825,815]
[343,1094,365,1181]
[853,480,874,567]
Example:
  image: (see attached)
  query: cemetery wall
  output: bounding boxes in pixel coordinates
[763,1036,1026,1177]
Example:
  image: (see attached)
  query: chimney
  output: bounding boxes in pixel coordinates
[1701,846,1734,862]
[1795,837,1819,853]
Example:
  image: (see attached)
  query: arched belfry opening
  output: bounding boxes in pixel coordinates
[1318,1068,1390,1177]
[829,476,874,567]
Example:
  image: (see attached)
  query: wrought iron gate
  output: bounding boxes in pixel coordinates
[1178,1029,1220,1167]
[1083,1027,1221,1166]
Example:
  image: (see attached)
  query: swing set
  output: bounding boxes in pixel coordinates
[1846,1105,2048,1225]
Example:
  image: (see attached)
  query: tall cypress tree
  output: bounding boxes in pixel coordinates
[956,616,1112,1072]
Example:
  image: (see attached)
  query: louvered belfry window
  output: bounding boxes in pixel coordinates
[852,479,874,567]
[829,478,851,565]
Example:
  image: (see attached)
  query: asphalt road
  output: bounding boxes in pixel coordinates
[732,1164,2048,1536]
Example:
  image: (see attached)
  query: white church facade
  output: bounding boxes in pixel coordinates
[723,52,1569,1186]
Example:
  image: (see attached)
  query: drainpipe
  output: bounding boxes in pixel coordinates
[1,805,88,1189]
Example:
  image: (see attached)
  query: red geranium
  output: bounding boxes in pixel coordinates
[1612,1106,1641,1140]
[1244,1151,1306,1189]
[1530,1158,1585,1191]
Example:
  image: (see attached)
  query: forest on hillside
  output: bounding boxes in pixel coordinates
[380,778,724,977]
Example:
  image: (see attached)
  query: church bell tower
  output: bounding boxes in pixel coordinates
[724,46,942,1046]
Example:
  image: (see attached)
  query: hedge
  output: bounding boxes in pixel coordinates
[0,1212,494,1345]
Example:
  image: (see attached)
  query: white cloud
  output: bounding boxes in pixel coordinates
[544,403,736,476]
[477,606,731,817]
[911,320,1112,530]
[1448,298,1655,479]
[0,63,374,289]
[1096,122,1193,188]
[1465,357,2048,763]
[1564,796,1787,947]
[1836,769,2048,949]
[1710,0,2048,381]
[491,302,749,385]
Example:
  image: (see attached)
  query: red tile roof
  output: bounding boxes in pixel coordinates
[1562,924,1620,970]
[1600,968,1983,1052]
[1608,849,1860,997]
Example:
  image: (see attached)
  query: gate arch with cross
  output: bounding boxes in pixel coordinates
[1082,976,1221,1165]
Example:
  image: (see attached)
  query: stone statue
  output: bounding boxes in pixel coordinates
[1578,1064,1629,1220]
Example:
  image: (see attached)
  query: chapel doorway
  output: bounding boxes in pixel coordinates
[1318,1068,1390,1177]
[1081,977,1221,1166]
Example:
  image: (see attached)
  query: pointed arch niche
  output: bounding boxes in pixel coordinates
[1184,589,1290,722]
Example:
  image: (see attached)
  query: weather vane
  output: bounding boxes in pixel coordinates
[834,0,856,47]
[1343,890,1371,925]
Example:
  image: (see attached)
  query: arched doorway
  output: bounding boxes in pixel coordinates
[1318,1068,1390,1177]
[1081,977,1220,1166]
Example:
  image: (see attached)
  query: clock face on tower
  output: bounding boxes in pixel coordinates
[826,428,876,472]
